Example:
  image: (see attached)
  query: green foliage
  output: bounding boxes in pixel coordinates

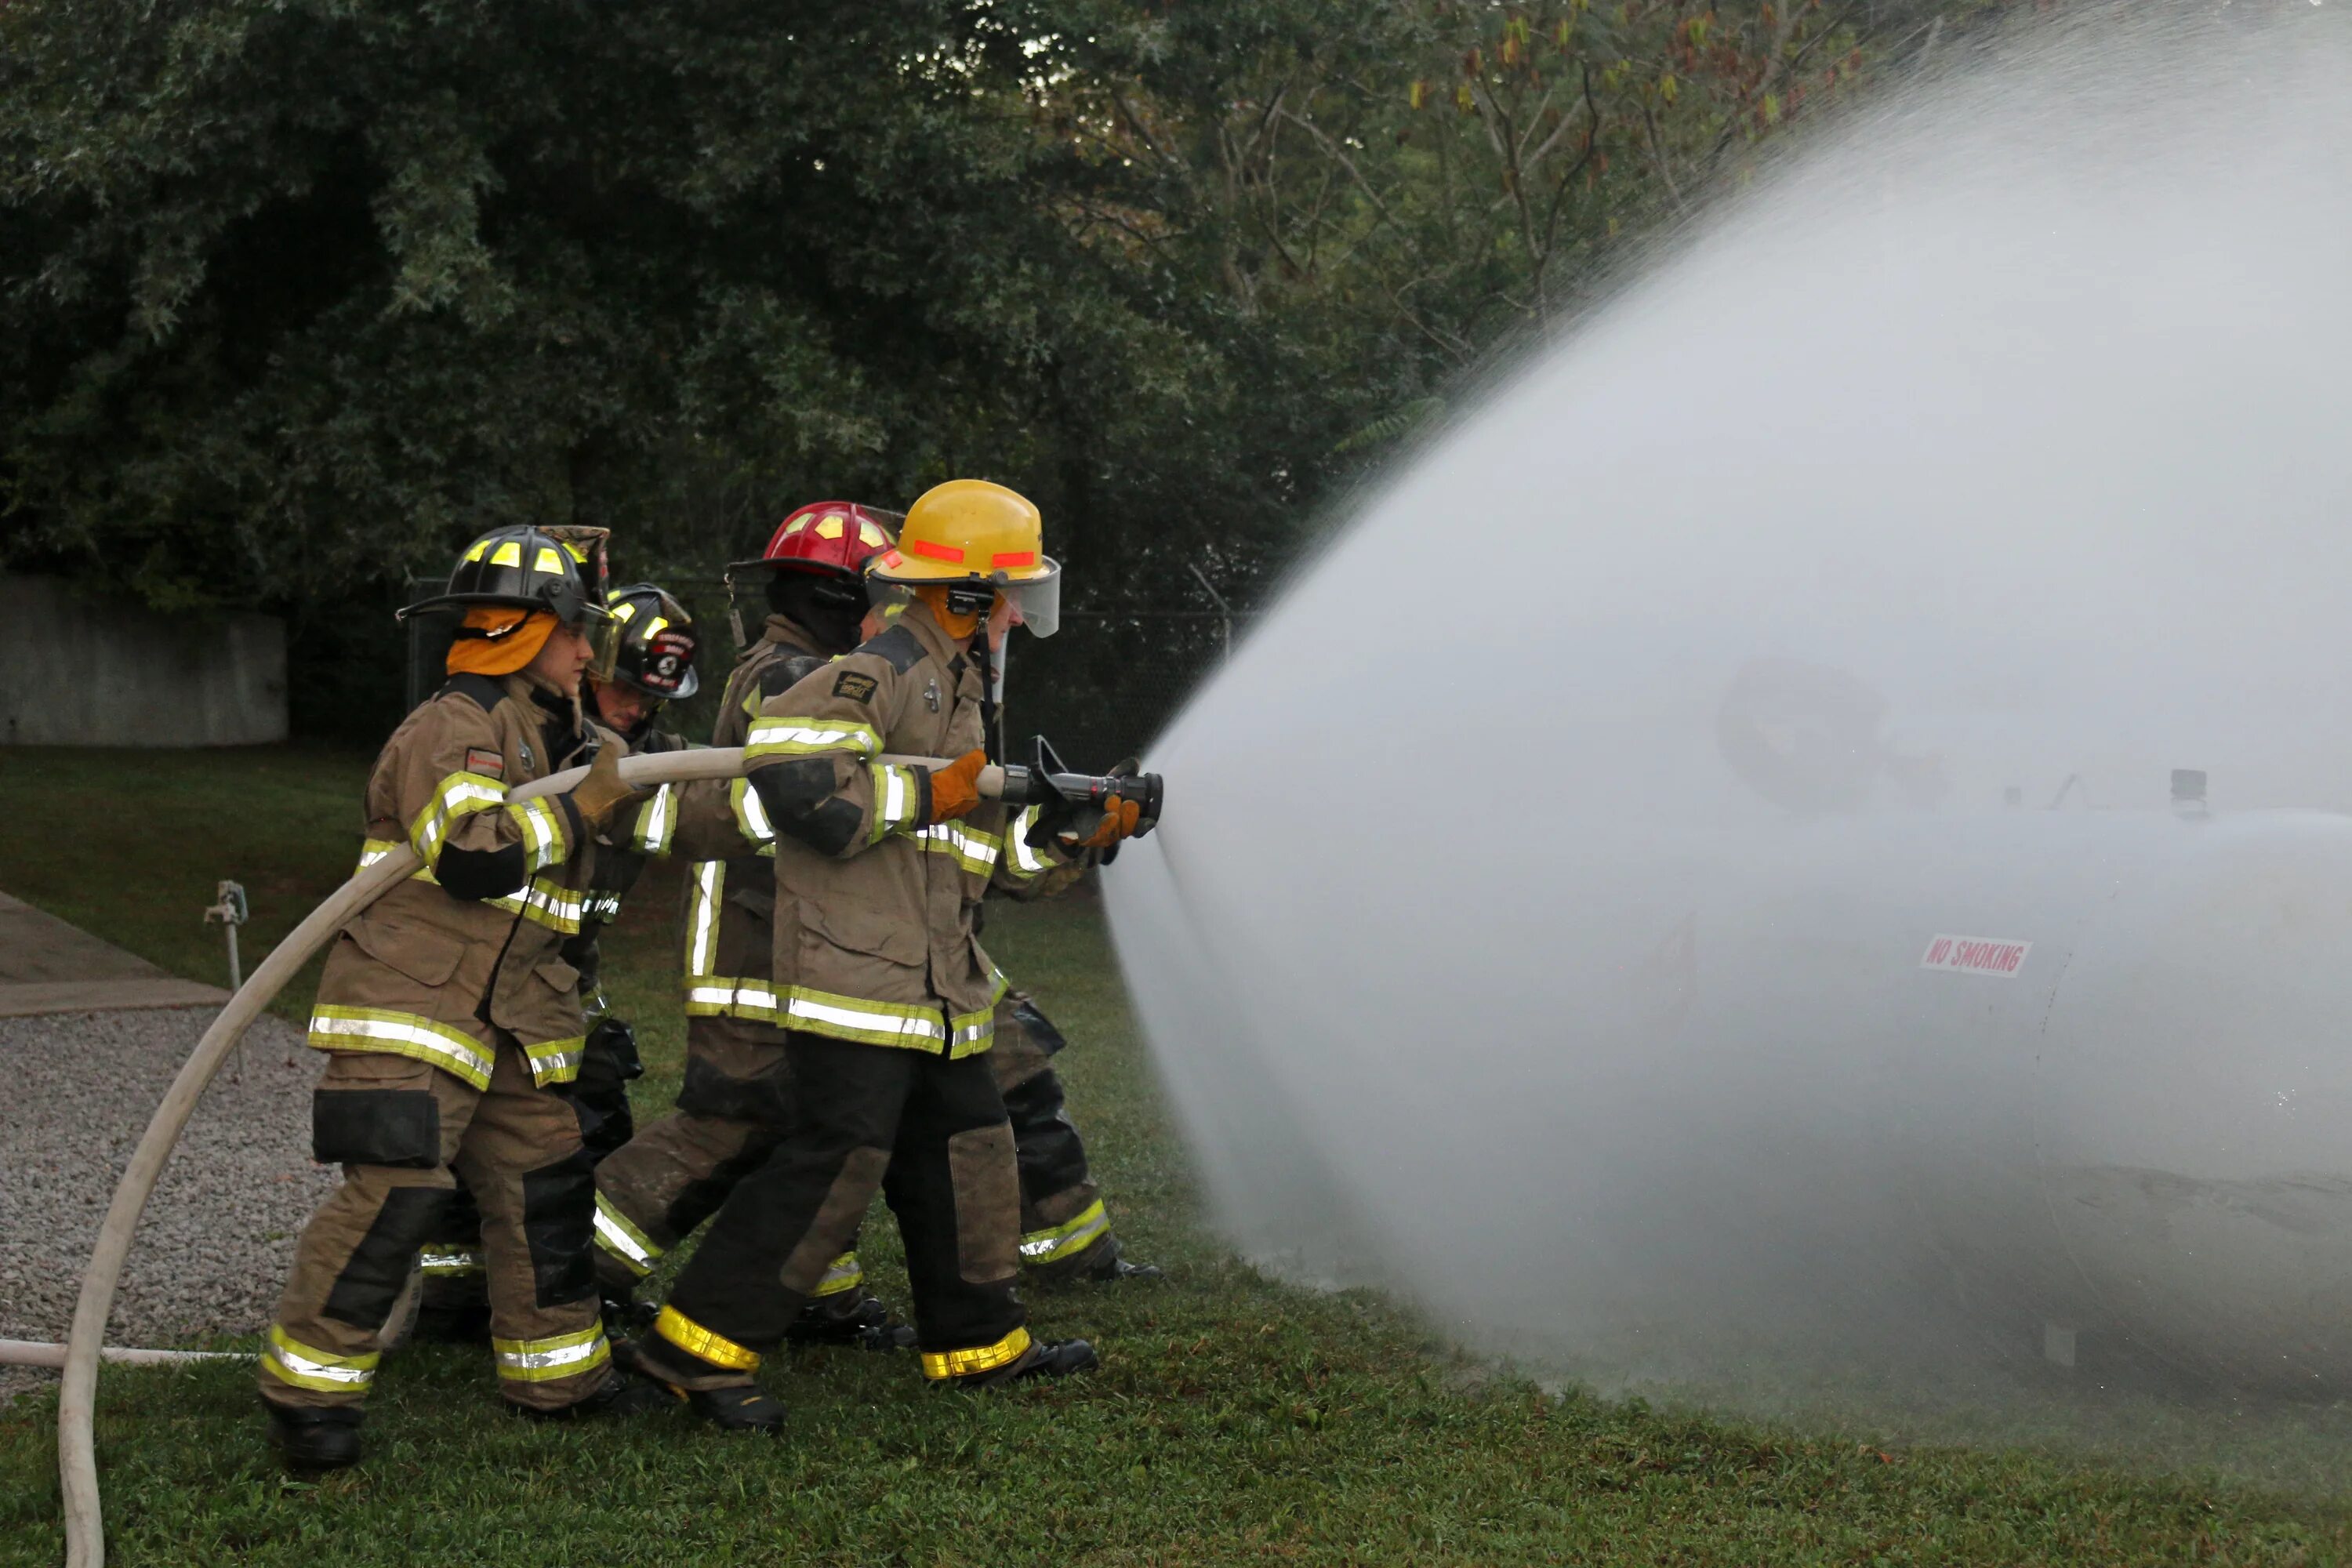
[0,0,1998,739]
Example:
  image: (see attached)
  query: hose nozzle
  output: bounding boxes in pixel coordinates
[998,735,1164,847]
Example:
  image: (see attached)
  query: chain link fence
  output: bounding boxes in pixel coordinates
[405,575,1247,768]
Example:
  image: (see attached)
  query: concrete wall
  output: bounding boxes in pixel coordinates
[0,575,288,746]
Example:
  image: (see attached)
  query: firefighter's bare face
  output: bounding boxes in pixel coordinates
[593,679,648,733]
[528,623,595,696]
[986,593,1021,652]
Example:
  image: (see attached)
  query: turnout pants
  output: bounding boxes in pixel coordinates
[420,1018,641,1323]
[260,1039,611,1414]
[662,1033,1024,1364]
[991,1000,1117,1278]
[591,1013,865,1304]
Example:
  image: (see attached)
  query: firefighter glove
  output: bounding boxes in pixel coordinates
[926,750,989,824]
[1062,796,1142,850]
[569,744,644,829]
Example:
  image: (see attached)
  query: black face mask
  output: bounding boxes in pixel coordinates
[769,572,868,654]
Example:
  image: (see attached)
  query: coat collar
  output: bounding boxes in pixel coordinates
[894,597,971,672]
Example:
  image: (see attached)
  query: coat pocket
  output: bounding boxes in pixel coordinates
[343,909,466,989]
[533,956,582,996]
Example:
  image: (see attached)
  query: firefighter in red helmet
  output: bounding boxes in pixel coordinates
[590,504,910,1355]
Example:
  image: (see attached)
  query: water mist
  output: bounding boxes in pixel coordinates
[1104,9,2352,1469]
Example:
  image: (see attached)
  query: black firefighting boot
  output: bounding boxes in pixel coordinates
[619,1333,786,1434]
[938,1336,1099,1389]
[786,1290,913,1352]
[263,1401,364,1472]
[506,1371,676,1421]
[1080,1238,1163,1283]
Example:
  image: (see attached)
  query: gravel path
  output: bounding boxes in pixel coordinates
[1,1007,334,1403]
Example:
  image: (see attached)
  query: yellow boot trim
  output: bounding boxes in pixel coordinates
[655,1305,761,1372]
[1020,1199,1110,1265]
[920,1326,1032,1382]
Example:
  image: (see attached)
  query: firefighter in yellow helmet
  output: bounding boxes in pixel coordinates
[626,480,1142,1429]
[259,526,670,1471]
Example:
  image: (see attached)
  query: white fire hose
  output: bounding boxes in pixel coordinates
[53,745,1047,1568]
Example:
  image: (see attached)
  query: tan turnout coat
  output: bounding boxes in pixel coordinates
[307,671,598,1089]
[744,600,1062,1054]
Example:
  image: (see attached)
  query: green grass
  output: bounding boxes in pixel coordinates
[5,746,2352,1563]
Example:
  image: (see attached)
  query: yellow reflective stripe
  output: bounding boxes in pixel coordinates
[916,820,1002,877]
[1003,807,1054,881]
[307,1005,494,1090]
[868,764,920,844]
[744,717,880,760]
[355,837,402,873]
[261,1325,378,1393]
[811,1251,865,1298]
[504,795,569,874]
[486,875,586,935]
[947,1004,996,1059]
[593,1193,662,1276]
[684,978,782,1022]
[684,861,723,982]
[729,777,775,845]
[524,1034,586,1086]
[920,1326,1032,1382]
[1020,1199,1110,1264]
[492,1323,612,1384]
[407,770,509,869]
[419,1247,485,1277]
[628,783,677,856]
[655,1305,760,1371]
[782,987,948,1050]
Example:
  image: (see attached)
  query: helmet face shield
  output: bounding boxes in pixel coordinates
[1000,557,1061,638]
[584,612,625,688]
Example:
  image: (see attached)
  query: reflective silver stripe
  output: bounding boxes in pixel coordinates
[307,1007,495,1088]
[524,1036,586,1084]
[1020,1198,1111,1261]
[916,821,1001,876]
[745,717,880,759]
[687,862,722,978]
[593,1196,662,1276]
[1005,808,1053,878]
[644,784,678,854]
[732,777,775,844]
[419,1249,485,1276]
[410,774,507,864]
[492,1325,612,1382]
[782,993,946,1045]
[508,796,564,871]
[951,1012,995,1052]
[263,1326,377,1391]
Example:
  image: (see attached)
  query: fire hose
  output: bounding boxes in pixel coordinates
[55,740,1161,1568]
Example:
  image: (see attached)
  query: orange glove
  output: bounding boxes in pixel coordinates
[926,750,989,824]
[1065,796,1142,849]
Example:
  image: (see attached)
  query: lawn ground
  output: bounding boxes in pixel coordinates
[2,743,2349,1564]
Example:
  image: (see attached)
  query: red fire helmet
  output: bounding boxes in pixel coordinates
[727,502,901,582]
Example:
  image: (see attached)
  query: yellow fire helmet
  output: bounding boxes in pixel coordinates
[869,478,1062,637]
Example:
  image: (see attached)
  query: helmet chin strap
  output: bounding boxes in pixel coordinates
[969,626,1001,765]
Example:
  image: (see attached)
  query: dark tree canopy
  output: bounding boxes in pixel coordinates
[0,0,2007,739]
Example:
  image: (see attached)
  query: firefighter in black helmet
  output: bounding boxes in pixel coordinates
[407,583,712,1342]
[261,526,670,1471]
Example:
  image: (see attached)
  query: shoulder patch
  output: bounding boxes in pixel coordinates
[832,670,879,704]
[861,625,925,675]
[464,747,506,780]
